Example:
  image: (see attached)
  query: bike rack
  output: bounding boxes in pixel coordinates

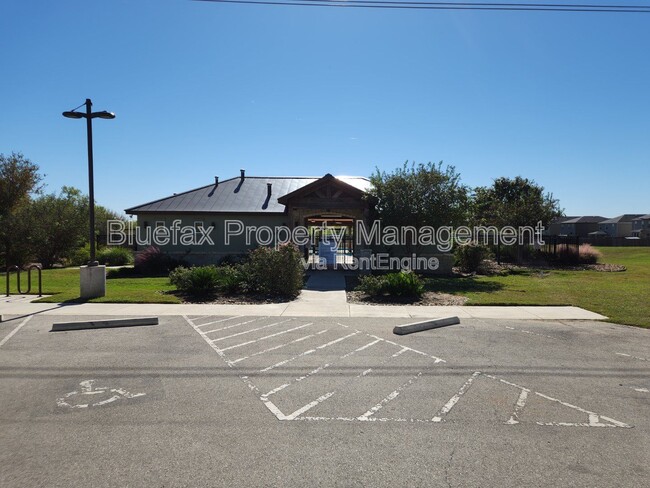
[5,264,42,297]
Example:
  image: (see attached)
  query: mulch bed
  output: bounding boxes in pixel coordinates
[165,290,294,305]
[346,289,468,306]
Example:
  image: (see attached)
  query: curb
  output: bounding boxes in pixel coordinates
[51,317,159,332]
[393,316,460,335]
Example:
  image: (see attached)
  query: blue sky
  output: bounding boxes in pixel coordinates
[2,0,649,218]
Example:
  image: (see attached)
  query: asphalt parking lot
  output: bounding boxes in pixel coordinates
[1,314,648,487]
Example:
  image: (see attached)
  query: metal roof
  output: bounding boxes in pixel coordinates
[599,214,644,224]
[562,216,608,224]
[125,175,371,214]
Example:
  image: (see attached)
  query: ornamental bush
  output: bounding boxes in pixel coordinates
[385,270,424,297]
[135,246,185,276]
[169,265,221,296]
[357,271,424,298]
[242,244,304,297]
[97,247,133,266]
[454,243,491,273]
[356,274,387,296]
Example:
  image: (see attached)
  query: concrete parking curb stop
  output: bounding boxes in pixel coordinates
[393,316,460,335]
[51,317,159,332]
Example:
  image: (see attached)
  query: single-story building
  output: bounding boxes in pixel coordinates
[125,171,453,273]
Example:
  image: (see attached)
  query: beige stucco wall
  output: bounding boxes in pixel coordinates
[133,213,289,265]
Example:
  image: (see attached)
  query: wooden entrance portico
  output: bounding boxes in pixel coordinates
[278,174,370,263]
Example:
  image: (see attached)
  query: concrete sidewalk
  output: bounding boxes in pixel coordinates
[0,294,607,320]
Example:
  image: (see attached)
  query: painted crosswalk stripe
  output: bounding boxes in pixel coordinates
[262,338,382,398]
[220,322,314,352]
[211,319,293,342]
[194,316,245,328]
[258,332,358,373]
[203,317,267,334]
[230,330,328,364]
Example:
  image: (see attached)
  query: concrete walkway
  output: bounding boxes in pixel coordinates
[0,294,607,321]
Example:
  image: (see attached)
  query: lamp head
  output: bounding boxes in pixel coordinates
[95,111,116,120]
[62,111,84,119]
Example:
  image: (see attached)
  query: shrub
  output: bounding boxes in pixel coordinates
[219,254,248,265]
[577,243,602,264]
[69,245,91,266]
[454,243,492,273]
[356,274,388,296]
[218,265,245,294]
[242,244,304,297]
[97,247,133,266]
[169,266,193,292]
[170,265,221,296]
[135,246,185,276]
[385,270,424,297]
[356,271,424,298]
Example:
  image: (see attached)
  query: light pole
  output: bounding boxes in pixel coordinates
[63,99,115,266]
[63,99,114,299]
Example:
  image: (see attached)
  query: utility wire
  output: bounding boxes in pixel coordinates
[194,0,650,12]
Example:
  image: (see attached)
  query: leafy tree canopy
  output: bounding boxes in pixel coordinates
[472,176,563,229]
[367,161,470,229]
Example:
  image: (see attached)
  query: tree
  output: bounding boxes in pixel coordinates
[472,176,563,229]
[24,187,87,268]
[472,176,563,263]
[0,153,43,266]
[368,161,470,229]
[366,161,471,254]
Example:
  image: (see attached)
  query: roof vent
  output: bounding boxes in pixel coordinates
[240,169,245,180]
[267,182,272,197]
[214,176,219,186]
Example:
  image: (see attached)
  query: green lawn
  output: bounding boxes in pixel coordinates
[4,247,649,327]
[426,246,650,328]
[4,267,180,304]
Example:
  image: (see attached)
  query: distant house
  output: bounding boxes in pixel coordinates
[560,216,607,237]
[631,214,650,238]
[594,214,644,238]
[546,216,578,236]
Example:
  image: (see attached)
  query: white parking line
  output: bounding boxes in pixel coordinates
[211,319,293,342]
[0,316,32,348]
[284,392,335,420]
[220,322,314,352]
[432,371,481,422]
[504,326,555,340]
[186,317,632,428]
[616,352,649,362]
[203,317,266,334]
[358,372,423,421]
[369,335,446,363]
[258,332,358,373]
[194,315,245,328]
[230,330,328,364]
[505,389,529,425]
[261,338,383,398]
[483,373,631,428]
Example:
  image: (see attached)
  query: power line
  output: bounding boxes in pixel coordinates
[194,0,650,12]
